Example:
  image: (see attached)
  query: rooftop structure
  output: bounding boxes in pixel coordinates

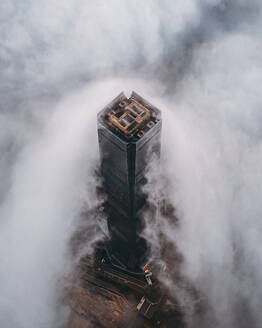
[98,91,161,141]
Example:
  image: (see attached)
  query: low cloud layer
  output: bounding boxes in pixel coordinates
[0,1,261,327]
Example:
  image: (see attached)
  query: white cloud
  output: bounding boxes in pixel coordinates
[0,1,261,327]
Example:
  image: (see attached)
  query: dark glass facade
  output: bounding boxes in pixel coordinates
[97,91,162,270]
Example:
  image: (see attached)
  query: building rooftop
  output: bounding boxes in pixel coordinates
[98,92,161,141]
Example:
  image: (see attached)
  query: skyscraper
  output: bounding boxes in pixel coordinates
[97,91,162,271]
[68,92,182,328]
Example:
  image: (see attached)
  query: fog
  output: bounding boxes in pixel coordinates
[0,1,261,327]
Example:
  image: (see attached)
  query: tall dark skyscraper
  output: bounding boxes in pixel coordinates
[97,91,162,271]
[68,93,182,328]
